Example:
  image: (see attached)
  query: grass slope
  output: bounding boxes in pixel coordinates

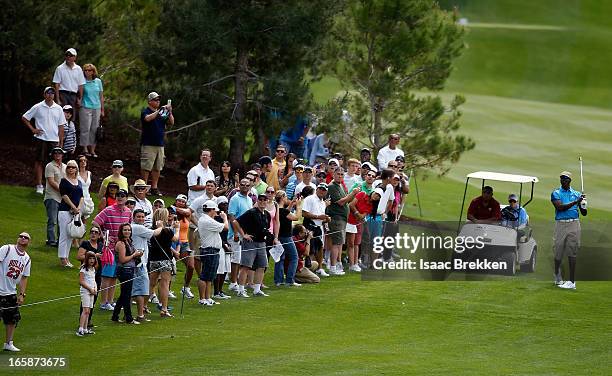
[0,186,610,375]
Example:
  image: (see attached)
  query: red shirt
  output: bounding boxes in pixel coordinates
[292,235,307,271]
[467,196,501,220]
[348,191,373,225]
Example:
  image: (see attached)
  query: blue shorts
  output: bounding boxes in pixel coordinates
[199,247,220,282]
[101,262,116,278]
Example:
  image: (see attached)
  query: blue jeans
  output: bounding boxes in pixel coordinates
[274,237,298,284]
[44,199,59,243]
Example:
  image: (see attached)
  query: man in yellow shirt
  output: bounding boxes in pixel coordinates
[266,145,287,191]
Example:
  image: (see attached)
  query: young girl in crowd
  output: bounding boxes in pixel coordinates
[77,251,98,336]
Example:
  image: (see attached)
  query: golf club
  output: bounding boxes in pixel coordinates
[579,156,587,209]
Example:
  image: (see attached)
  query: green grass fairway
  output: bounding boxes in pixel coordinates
[0,185,610,375]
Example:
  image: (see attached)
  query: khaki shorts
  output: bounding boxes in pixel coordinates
[553,220,581,259]
[140,145,165,171]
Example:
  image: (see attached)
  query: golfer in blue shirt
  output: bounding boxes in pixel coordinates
[550,171,587,290]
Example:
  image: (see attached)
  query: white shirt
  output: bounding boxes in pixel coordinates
[377,145,404,171]
[0,245,31,296]
[198,214,224,249]
[189,193,216,222]
[134,197,153,228]
[187,163,216,204]
[79,266,96,293]
[52,62,86,93]
[295,181,317,196]
[77,171,91,200]
[22,100,66,142]
[343,173,361,191]
[302,194,326,227]
[131,223,154,265]
[376,184,395,215]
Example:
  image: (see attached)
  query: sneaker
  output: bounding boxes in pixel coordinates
[131,300,137,305]
[76,330,85,337]
[127,320,141,325]
[110,302,116,308]
[160,310,173,318]
[213,293,223,299]
[275,282,285,287]
[168,291,177,299]
[228,283,239,292]
[349,264,362,272]
[236,291,250,298]
[328,267,339,276]
[85,328,96,335]
[64,263,73,268]
[181,287,195,299]
[554,273,564,286]
[3,341,20,352]
[218,292,231,299]
[199,299,212,306]
[558,281,576,290]
[253,290,269,297]
[287,282,302,287]
[136,316,151,323]
[149,295,159,304]
[207,298,220,305]
[316,269,329,277]
[100,303,113,311]
[336,263,344,272]
[35,185,44,194]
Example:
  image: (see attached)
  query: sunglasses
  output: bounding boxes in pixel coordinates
[18,235,30,240]
[266,190,275,194]
[295,169,304,172]
[239,183,250,187]
[151,98,161,101]
[112,166,122,169]
[117,194,127,198]
[90,230,100,234]
[367,174,376,178]
[258,197,269,201]
[388,164,398,168]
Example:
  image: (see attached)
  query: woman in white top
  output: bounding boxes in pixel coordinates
[77,155,94,220]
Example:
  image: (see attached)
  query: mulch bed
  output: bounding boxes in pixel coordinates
[2,122,189,197]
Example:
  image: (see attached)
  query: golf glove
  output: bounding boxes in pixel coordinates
[580,199,587,209]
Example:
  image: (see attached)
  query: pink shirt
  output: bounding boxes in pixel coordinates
[93,204,132,251]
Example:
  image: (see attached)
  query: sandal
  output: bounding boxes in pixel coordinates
[160,310,173,318]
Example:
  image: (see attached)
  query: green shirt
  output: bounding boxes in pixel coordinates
[326,181,349,219]
[253,180,268,195]
[351,181,373,195]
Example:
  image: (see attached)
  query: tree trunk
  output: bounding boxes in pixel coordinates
[228,44,249,168]
[372,98,384,153]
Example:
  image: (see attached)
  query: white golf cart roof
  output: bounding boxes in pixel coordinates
[467,171,539,184]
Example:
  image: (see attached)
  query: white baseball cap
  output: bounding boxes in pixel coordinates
[65,48,77,56]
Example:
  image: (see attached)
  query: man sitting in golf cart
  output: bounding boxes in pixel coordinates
[501,193,528,229]
[467,186,501,224]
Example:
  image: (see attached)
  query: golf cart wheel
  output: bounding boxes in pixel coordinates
[520,247,537,273]
[502,251,516,276]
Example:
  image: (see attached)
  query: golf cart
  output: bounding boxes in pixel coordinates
[456,171,538,276]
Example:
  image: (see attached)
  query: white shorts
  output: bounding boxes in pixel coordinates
[229,239,242,264]
[217,250,231,274]
[346,223,358,234]
[80,291,95,308]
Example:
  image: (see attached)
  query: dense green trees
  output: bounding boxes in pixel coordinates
[2,0,472,172]
[329,0,474,172]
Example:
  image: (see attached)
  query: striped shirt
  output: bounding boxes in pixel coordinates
[93,204,132,251]
[63,121,77,153]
